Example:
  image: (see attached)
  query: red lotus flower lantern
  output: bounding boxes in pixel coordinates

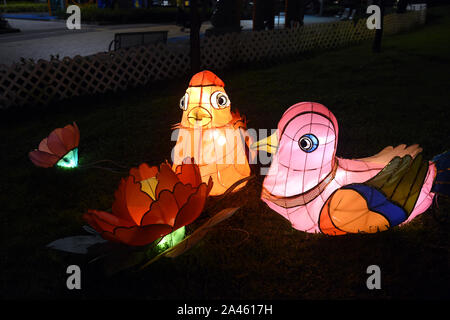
[29,122,80,168]
[84,161,212,246]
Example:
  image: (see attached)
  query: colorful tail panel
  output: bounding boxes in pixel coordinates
[319,153,431,235]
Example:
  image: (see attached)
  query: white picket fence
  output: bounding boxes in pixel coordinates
[0,10,426,109]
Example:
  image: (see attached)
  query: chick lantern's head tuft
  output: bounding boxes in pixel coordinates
[188,70,225,87]
[179,70,232,128]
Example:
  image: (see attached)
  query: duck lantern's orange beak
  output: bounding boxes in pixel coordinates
[250,131,279,154]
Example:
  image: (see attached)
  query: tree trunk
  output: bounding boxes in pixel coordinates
[253,0,265,30]
[265,0,275,30]
[285,0,290,28]
[372,0,385,53]
[234,0,242,31]
[190,0,201,74]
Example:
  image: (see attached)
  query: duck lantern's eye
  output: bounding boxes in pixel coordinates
[180,93,189,111]
[211,91,230,109]
[298,134,319,152]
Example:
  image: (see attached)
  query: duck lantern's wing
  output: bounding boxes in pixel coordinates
[319,154,429,235]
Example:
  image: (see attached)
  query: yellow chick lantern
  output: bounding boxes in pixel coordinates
[172,70,251,196]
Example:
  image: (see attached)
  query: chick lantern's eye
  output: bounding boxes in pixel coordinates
[211,91,230,109]
[298,134,319,153]
[179,93,189,111]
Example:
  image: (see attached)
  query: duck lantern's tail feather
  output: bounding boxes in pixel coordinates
[319,153,430,234]
[363,153,429,217]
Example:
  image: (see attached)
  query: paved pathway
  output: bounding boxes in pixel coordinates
[0,15,338,66]
[0,19,210,65]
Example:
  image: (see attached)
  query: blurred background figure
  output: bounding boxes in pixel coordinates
[285,0,305,28]
[209,0,242,34]
[253,0,276,30]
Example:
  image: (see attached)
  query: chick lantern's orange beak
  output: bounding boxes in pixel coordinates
[188,107,212,126]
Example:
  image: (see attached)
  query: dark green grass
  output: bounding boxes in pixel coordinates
[1,8,449,300]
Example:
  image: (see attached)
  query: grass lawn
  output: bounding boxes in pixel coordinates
[1,8,449,300]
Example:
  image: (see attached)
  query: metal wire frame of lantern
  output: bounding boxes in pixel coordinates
[29,122,80,169]
[47,158,253,274]
[251,101,450,235]
[172,70,252,197]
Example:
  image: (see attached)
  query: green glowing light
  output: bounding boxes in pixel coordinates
[56,148,78,168]
[157,226,185,251]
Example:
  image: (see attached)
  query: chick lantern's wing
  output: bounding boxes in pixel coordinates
[319,154,429,235]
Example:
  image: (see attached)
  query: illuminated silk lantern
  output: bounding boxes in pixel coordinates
[172,70,251,196]
[29,122,80,168]
[84,161,212,246]
[252,102,449,235]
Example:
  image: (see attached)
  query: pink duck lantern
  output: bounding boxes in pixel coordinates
[251,102,449,235]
